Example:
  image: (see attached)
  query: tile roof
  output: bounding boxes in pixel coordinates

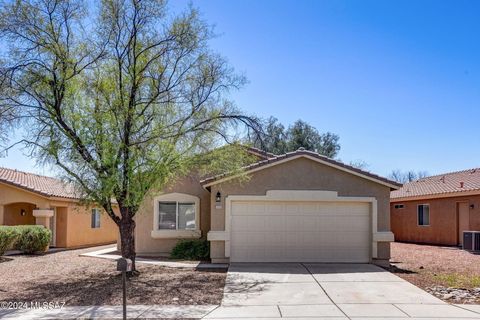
[0,167,79,199]
[245,146,277,159]
[200,148,401,189]
[391,168,480,200]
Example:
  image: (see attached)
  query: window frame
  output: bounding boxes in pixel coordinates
[394,204,405,209]
[158,201,196,231]
[152,193,201,239]
[91,208,101,229]
[417,204,430,226]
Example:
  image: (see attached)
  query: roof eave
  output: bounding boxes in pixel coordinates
[391,189,480,202]
[201,153,401,190]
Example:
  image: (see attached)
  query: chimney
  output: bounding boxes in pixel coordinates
[460,181,464,188]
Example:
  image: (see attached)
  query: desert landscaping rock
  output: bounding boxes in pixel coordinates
[389,242,480,304]
[427,285,480,304]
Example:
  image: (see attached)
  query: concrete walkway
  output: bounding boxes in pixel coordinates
[206,263,480,319]
[0,305,219,319]
[80,246,228,270]
[2,263,480,319]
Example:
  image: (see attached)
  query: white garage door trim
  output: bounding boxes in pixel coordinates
[213,190,393,261]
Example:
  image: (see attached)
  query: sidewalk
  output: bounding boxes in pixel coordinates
[2,303,480,319]
[0,305,219,319]
[80,246,228,270]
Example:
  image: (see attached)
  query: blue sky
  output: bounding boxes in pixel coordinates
[1,0,480,177]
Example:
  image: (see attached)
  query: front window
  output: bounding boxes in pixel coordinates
[417,204,430,226]
[159,201,196,230]
[91,208,101,228]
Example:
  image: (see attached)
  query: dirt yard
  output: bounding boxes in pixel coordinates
[0,245,226,306]
[389,242,480,303]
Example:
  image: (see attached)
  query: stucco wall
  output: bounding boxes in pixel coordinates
[66,205,118,248]
[209,157,392,262]
[391,195,480,245]
[3,203,36,225]
[134,175,211,255]
[0,183,51,209]
[0,182,117,248]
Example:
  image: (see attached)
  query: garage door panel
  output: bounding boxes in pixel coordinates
[230,200,370,263]
[285,216,303,230]
[265,203,284,213]
[264,216,286,232]
[231,203,249,215]
[301,216,318,231]
[285,203,300,214]
[299,203,318,214]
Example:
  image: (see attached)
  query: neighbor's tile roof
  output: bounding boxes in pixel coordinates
[200,148,401,189]
[0,167,79,199]
[391,168,480,199]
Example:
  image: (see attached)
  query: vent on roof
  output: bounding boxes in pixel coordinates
[460,181,464,188]
[440,176,445,183]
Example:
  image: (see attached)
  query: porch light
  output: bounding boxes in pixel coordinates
[20,209,26,216]
[216,192,221,203]
[470,204,475,209]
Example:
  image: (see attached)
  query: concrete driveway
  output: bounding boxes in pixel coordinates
[205,263,480,319]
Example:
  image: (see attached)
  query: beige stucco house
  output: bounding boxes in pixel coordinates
[0,168,117,248]
[134,148,401,266]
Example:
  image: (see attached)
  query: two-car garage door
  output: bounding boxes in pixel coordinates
[230,200,371,263]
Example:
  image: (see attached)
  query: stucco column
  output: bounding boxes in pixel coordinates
[0,204,4,225]
[33,209,54,229]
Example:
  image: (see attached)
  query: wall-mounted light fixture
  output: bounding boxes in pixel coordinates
[20,209,26,216]
[215,191,222,209]
[470,204,475,209]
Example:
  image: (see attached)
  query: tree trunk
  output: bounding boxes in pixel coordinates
[119,217,136,273]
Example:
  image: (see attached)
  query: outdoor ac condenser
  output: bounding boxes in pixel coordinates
[463,231,480,251]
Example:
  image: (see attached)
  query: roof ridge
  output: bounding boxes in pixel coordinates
[411,167,480,182]
[0,166,61,181]
[201,148,400,188]
[245,146,277,159]
[0,166,78,199]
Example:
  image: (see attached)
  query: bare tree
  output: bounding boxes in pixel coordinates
[389,170,429,183]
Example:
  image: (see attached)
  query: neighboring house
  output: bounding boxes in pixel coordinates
[391,168,480,246]
[0,168,117,248]
[134,147,400,266]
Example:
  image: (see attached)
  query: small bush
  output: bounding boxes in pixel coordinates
[171,239,210,260]
[0,226,20,256]
[13,225,51,254]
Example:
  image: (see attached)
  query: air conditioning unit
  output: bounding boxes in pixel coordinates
[463,231,480,251]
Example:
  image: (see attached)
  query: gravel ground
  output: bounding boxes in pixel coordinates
[389,242,480,304]
[0,245,226,306]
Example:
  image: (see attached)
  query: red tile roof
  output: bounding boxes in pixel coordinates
[0,167,79,199]
[245,146,277,159]
[391,168,480,200]
[201,149,401,189]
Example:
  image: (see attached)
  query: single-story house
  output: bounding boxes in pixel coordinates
[133,148,401,265]
[0,167,117,248]
[391,168,480,246]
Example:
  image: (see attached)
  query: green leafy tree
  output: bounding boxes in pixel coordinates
[0,0,261,271]
[251,116,287,155]
[252,118,340,158]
